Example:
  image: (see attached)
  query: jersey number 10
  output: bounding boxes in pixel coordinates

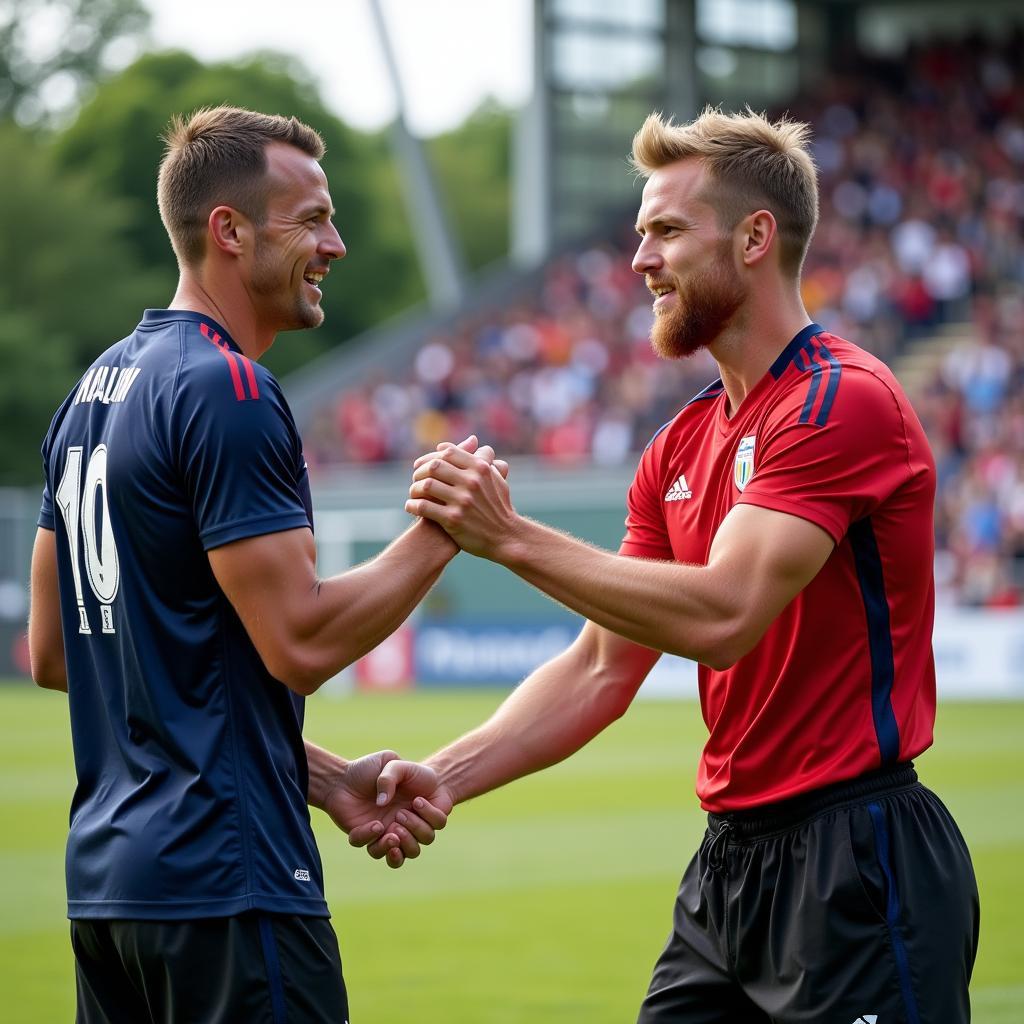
[55,445,120,635]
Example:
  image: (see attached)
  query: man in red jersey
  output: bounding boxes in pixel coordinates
[382,108,979,1022]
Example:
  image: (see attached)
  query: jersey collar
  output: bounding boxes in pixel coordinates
[140,309,241,353]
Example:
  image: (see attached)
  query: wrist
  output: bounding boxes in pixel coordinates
[423,754,466,807]
[411,515,459,560]
[305,741,348,810]
[490,513,532,568]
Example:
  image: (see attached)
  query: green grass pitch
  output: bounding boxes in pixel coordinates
[1,685,1021,1021]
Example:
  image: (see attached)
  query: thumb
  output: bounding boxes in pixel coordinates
[375,760,402,807]
[375,759,441,805]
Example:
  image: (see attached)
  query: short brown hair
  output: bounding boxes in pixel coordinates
[631,107,818,276]
[157,106,325,267]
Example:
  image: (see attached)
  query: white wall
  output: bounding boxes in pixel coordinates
[639,609,1024,700]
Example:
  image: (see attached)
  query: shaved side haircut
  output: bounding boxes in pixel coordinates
[631,107,819,276]
[157,105,325,267]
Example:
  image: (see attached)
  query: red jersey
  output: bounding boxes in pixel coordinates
[620,324,937,812]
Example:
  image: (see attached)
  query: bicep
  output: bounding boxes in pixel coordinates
[708,503,835,647]
[29,527,67,690]
[207,527,319,688]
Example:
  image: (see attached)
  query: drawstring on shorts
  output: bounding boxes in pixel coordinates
[707,820,733,872]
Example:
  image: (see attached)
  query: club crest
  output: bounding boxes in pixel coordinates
[734,435,756,491]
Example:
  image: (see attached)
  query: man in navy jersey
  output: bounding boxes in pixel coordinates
[28,106,466,1023]
[381,109,980,1022]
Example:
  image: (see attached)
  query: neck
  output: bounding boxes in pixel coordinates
[709,287,810,417]
[170,272,274,360]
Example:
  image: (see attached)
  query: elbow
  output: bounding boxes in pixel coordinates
[604,675,640,721]
[30,652,67,691]
[263,647,329,697]
[32,673,66,691]
[699,623,763,672]
[580,653,647,724]
[606,690,635,726]
[667,615,760,672]
[701,646,742,673]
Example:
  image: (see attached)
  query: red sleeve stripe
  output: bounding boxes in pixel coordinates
[200,321,254,401]
[239,353,259,400]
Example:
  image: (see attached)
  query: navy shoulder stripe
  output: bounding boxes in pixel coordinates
[811,337,842,425]
[770,322,823,379]
[784,329,842,427]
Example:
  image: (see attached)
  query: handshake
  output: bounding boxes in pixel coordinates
[404,434,516,561]
[317,747,454,871]
[325,434,517,869]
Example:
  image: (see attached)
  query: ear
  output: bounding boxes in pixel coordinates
[739,209,777,268]
[207,205,254,257]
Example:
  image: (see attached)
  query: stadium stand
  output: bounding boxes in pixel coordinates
[304,34,1024,607]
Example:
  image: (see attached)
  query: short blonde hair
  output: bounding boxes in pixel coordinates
[157,106,325,267]
[631,107,818,276]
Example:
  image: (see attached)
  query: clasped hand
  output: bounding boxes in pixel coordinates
[405,436,516,558]
[323,750,453,870]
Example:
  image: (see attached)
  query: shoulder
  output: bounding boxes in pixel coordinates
[171,326,296,444]
[169,326,297,458]
[768,332,913,433]
[177,321,276,404]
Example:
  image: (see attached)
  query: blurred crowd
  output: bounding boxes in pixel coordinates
[304,34,1024,607]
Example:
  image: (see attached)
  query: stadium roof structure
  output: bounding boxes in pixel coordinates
[285,0,1023,426]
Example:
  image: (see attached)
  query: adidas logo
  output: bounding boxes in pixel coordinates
[851,1016,878,1024]
[665,474,692,501]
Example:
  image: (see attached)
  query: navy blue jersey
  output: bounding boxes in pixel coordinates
[39,309,328,920]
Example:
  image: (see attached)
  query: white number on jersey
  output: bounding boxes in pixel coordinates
[55,444,120,635]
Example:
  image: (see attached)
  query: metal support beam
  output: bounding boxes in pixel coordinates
[367,0,467,311]
[512,0,552,268]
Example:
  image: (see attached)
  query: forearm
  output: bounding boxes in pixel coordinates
[252,518,456,691]
[309,518,455,668]
[426,638,646,804]
[494,517,738,666]
[305,740,347,811]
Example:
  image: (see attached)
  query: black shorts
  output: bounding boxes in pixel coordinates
[71,912,349,1024]
[638,764,979,1024]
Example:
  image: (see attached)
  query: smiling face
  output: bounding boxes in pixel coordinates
[632,158,747,359]
[247,142,346,332]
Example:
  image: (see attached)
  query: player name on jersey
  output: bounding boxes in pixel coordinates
[73,365,142,406]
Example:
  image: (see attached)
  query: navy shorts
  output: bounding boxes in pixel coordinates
[638,764,979,1023]
[72,912,349,1023]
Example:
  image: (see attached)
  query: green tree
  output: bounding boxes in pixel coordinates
[0,0,150,124]
[427,99,511,271]
[0,120,165,483]
[53,49,425,377]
